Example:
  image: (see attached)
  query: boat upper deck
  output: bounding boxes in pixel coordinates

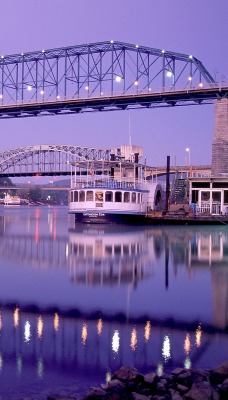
[70,159,150,191]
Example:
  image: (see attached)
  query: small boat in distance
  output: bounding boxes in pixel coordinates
[4,193,21,206]
[69,145,164,224]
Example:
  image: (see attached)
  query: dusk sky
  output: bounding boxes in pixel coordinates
[1,0,228,168]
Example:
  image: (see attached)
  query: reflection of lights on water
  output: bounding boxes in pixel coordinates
[157,363,163,376]
[97,318,103,335]
[24,320,31,342]
[184,333,191,354]
[37,357,43,378]
[35,208,40,244]
[0,313,2,330]
[162,335,171,361]
[17,355,22,375]
[130,327,137,351]
[106,369,111,383]
[14,307,19,328]
[112,330,120,353]
[82,323,88,345]
[48,212,53,233]
[184,356,191,369]
[144,321,151,342]
[196,325,202,347]
[66,244,69,258]
[0,353,3,371]
[54,313,59,332]
[37,316,43,339]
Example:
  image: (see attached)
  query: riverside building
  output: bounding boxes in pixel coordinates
[189,99,228,215]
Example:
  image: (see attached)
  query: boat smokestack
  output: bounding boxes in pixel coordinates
[134,153,139,179]
[165,156,170,211]
[110,153,115,178]
[134,153,139,163]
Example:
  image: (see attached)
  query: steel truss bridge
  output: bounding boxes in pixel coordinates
[0,40,227,118]
[0,144,211,178]
[0,144,123,177]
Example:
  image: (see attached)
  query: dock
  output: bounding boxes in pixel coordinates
[146,211,228,225]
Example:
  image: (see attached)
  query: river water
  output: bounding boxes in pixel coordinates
[0,205,227,399]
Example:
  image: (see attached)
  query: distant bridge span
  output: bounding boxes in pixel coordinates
[0,144,211,178]
[0,40,227,118]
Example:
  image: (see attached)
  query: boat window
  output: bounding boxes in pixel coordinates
[79,190,85,202]
[74,191,78,202]
[137,193,141,203]
[95,191,103,201]
[115,191,122,202]
[132,192,136,203]
[71,191,73,202]
[124,192,130,203]
[105,191,113,202]
[86,191,94,201]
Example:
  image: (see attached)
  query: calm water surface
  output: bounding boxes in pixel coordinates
[0,205,227,399]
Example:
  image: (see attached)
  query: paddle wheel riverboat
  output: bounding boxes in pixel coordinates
[69,148,163,224]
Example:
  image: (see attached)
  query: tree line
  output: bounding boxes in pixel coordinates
[0,177,69,205]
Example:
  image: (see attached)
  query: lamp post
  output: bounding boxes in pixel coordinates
[186,147,190,166]
[185,147,191,178]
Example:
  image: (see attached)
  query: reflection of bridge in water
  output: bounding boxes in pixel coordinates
[0,224,227,330]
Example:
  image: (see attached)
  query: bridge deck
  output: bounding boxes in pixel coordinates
[0,86,227,118]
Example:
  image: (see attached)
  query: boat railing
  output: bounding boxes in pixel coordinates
[71,178,147,190]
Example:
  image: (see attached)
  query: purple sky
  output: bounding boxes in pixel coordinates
[1,0,228,169]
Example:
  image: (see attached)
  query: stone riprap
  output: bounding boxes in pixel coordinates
[81,362,228,400]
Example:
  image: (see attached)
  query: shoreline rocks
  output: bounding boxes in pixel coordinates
[82,362,228,400]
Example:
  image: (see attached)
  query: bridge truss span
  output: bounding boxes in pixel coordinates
[0,40,226,118]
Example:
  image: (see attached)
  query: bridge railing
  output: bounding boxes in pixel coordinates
[0,82,226,108]
[71,177,146,190]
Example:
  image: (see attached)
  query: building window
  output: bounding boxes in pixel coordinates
[224,191,228,204]
[86,191,93,201]
[105,191,113,202]
[213,182,228,188]
[192,182,210,188]
[124,192,130,203]
[201,191,210,202]
[191,190,198,203]
[212,191,221,202]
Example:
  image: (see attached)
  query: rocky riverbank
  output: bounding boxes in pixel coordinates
[47,362,228,400]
